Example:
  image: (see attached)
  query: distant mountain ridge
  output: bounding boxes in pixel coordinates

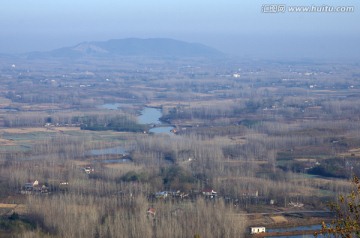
[28,38,223,58]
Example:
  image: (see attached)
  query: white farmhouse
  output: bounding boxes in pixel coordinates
[250,227,266,234]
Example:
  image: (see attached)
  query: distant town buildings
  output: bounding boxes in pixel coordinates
[21,180,49,194]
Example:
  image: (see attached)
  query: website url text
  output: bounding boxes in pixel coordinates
[261,5,355,13]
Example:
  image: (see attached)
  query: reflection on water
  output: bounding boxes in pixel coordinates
[149,126,175,135]
[87,146,127,156]
[99,103,122,110]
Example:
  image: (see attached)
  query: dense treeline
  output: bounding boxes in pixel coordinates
[80,115,146,132]
[2,111,144,133]
[25,194,246,238]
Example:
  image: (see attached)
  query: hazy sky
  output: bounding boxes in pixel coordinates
[1,0,359,59]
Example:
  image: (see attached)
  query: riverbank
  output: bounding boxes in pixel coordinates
[246,214,333,238]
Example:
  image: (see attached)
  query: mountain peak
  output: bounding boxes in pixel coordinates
[28,38,223,59]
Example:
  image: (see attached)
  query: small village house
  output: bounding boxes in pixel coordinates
[250,226,266,234]
[202,189,217,198]
[147,207,156,218]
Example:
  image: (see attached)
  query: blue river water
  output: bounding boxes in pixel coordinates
[100,104,174,135]
[267,224,330,238]
[138,107,162,124]
[87,146,127,156]
[138,107,174,135]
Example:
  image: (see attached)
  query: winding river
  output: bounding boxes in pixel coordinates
[90,104,174,161]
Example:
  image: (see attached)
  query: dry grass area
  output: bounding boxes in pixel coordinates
[0,203,17,209]
[204,136,247,146]
[70,160,91,167]
[0,138,16,146]
[21,104,63,111]
[187,99,239,108]
[0,97,12,107]
[0,127,80,134]
[229,136,247,144]
[149,99,240,109]
[131,85,168,91]
[102,163,143,172]
[295,176,350,188]
[245,214,271,227]
[201,137,240,147]
[340,147,360,157]
[70,159,143,174]
[270,215,288,223]
[0,203,27,215]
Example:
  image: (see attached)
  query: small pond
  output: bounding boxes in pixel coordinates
[149,126,175,135]
[86,146,132,164]
[87,146,127,156]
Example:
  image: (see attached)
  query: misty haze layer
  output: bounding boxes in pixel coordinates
[0,0,359,59]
